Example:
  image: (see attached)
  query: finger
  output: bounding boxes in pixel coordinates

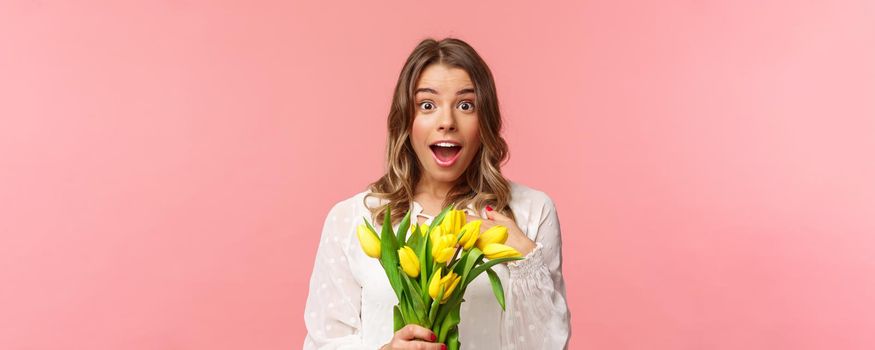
[400,324,437,342]
[485,205,509,221]
[467,215,498,230]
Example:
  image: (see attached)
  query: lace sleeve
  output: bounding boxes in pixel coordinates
[502,196,571,349]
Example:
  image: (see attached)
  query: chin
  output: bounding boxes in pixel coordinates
[425,165,461,179]
[427,168,457,179]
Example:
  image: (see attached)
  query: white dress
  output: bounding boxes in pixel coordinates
[303,181,571,349]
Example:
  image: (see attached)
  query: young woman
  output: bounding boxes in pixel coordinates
[304,37,570,349]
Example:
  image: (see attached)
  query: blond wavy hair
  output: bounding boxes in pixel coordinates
[363,37,516,226]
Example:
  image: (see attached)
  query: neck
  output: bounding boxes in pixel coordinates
[414,176,456,201]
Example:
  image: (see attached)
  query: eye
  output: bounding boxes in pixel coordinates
[458,101,475,111]
[419,101,435,111]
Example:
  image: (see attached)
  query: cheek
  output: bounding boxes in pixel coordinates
[409,120,429,154]
[466,120,482,153]
[465,118,481,140]
[410,120,426,143]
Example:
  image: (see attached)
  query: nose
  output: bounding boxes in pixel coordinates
[436,105,457,132]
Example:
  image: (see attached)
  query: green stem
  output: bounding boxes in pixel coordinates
[449,245,462,266]
[446,247,464,272]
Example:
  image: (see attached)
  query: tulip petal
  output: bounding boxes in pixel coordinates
[428,270,442,300]
[398,246,420,278]
[476,225,508,251]
[482,243,522,260]
[357,224,382,259]
[458,220,482,250]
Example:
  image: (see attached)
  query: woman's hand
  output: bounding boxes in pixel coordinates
[467,205,536,257]
[379,324,445,350]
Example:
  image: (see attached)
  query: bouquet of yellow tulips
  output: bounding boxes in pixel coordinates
[356,203,524,350]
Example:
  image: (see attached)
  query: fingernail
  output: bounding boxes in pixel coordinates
[441,345,446,350]
[431,333,437,341]
[486,205,493,212]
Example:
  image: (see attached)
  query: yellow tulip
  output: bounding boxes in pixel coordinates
[432,234,456,264]
[434,247,455,264]
[427,270,442,300]
[419,223,430,237]
[476,225,508,251]
[457,220,482,250]
[429,225,443,247]
[440,209,465,237]
[397,246,420,278]
[482,243,522,259]
[356,223,381,259]
[428,270,462,304]
[442,273,461,302]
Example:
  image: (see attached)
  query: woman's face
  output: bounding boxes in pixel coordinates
[410,64,482,186]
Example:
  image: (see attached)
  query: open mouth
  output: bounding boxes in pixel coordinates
[429,144,463,166]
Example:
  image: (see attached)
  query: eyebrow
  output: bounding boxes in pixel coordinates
[414,87,476,96]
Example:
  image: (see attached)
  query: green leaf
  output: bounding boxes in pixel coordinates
[428,284,444,327]
[412,221,421,237]
[446,246,467,273]
[399,266,426,323]
[486,268,507,310]
[398,290,409,318]
[399,267,423,299]
[379,204,403,302]
[438,302,461,344]
[406,223,422,251]
[400,286,422,325]
[428,203,455,234]
[455,247,482,287]
[420,227,432,301]
[393,305,404,332]
[433,294,464,335]
[465,256,524,285]
[397,209,411,243]
[447,327,460,350]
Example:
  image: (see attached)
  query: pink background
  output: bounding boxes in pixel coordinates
[2,1,874,349]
